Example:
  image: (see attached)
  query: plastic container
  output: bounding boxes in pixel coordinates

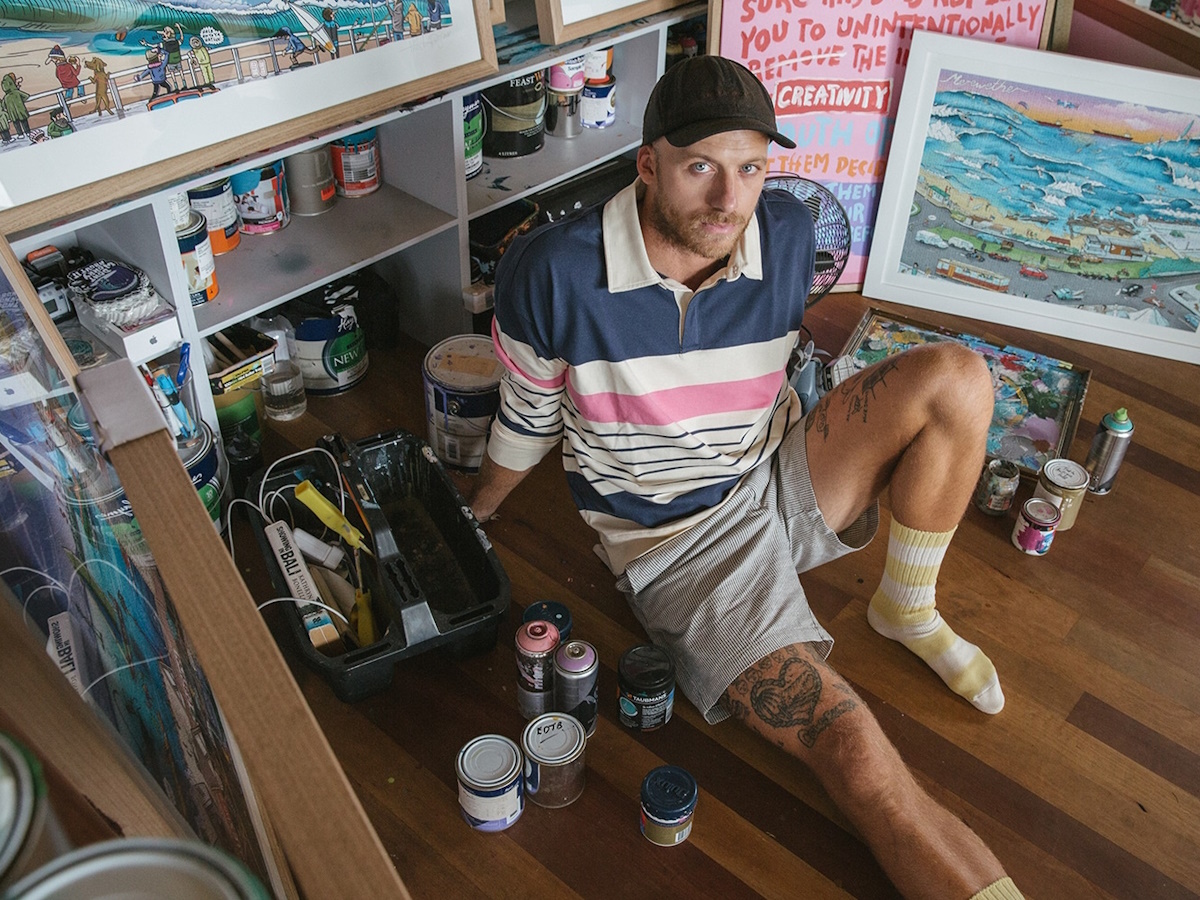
[248,429,510,701]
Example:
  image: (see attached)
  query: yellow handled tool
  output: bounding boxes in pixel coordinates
[294,480,374,556]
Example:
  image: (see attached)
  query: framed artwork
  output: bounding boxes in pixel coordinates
[832,308,1091,477]
[0,0,497,227]
[534,0,692,45]
[712,0,1055,289]
[863,31,1200,365]
[490,0,507,24]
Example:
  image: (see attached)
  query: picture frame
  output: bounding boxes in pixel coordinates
[490,0,507,24]
[832,307,1092,478]
[0,0,498,233]
[533,0,691,45]
[863,31,1200,365]
[710,0,1056,289]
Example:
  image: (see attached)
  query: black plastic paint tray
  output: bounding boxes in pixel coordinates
[248,428,509,701]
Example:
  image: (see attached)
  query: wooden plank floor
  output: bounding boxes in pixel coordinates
[237,292,1200,899]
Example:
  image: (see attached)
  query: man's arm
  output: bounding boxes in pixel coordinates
[463,451,533,522]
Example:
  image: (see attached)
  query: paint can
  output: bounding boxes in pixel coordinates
[583,47,612,83]
[455,734,524,832]
[422,334,504,471]
[187,179,241,254]
[618,644,675,731]
[640,765,698,847]
[229,160,290,235]
[553,640,598,738]
[545,88,582,139]
[0,733,71,890]
[178,422,226,529]
[522,600,572,642]
[1032,458,1089,530]
[1084,407,1134,495]
[482,72,545,159]
[166,191,192,231]
[291,304,369,396]
[462,92,485,180]
[331,128,382,197]
[522,713,587,809]
[972,458,1020,517]
[581,77,616,129]
[175,209,218,307]
[547,55,586,91]
[1,838,269,899]
[515,620,560,720]
[1011,497,1061,556]
[283,146,337,216]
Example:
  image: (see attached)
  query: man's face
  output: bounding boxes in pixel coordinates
[638,130,770,264]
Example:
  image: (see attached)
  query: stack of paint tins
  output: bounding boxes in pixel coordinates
[581,46,616,130]
[169,194,218,308]
[482,71,546,159]
[544,56,584,140]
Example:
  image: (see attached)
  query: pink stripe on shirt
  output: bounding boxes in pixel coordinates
[572,372,783,425]
[491,318,565,390]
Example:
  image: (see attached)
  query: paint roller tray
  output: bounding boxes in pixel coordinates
[248,428,510,702]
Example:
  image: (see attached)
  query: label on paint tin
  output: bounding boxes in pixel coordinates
[292,304,368,394]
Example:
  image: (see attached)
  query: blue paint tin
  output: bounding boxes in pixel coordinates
[456,734,524,832]
[640,765,698,846]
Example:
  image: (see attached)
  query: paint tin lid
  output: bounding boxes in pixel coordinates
[1041,458,1088,491]
[554,640,596,674]
[618,644,675,693]
[641,765,698,819]
[522,600,572,641]
[522,714,586,766]
[333,127,378,146]
[1022,497,1062,527]
[457,735,523,791]
[2,837,270,899]
[424,335,503,393]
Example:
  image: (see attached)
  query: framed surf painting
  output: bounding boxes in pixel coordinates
[533,0,693,45]
[863,31,1200,365]
[0,0,497,227]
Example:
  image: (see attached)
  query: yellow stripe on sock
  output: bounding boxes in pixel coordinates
[970,877,1025,900]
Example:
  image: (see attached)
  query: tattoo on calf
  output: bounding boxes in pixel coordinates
[746,650,858,748]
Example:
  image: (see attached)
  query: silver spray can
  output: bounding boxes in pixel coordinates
[1084,407,1134,495]
[553,640,598,738]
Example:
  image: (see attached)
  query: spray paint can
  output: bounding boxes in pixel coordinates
[1084,407,1134,495]
[515,620,559,719]
[553,640,598,737]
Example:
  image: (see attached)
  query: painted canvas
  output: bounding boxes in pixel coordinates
[864,32,1200,364]
[832,308,1090,476]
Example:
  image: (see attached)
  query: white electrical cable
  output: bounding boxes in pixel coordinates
[255,596,349,623]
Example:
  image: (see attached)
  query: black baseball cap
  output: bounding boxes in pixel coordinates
[642,55,796,149]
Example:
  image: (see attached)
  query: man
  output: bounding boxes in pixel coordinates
[466,54,1021,900]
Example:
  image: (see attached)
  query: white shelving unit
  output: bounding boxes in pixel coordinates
[9,1,705,445]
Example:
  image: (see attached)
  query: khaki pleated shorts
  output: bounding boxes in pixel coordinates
[617,418,878,724]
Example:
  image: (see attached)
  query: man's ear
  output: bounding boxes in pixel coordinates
[635,144,656,185]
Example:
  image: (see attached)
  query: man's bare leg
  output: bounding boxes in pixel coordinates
[724,644,1013,899]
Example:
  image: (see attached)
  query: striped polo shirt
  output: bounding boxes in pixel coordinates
[486,179,816,573]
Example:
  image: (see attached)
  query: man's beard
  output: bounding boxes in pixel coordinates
[644,192,748,263]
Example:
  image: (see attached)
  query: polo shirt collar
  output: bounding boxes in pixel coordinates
[603,180,763,294]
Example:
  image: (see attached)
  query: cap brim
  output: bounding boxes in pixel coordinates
[665,117,797,150]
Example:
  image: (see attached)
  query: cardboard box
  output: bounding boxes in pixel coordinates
[206,325,277,396]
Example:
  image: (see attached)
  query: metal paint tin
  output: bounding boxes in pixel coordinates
[554,640,598,738]
[1032,458,1089,530]
[187,178,241,254]
[462,92,485,180]
[1084,407,1134,495]
[482,72,545,159]
[176,209,218,307]
[331,128,382,197]
[0,733,71,890]
[292,303,369,396]
[522,714,586,809]
[422,334,504,471]
[2,837,269,899]
[167,191,192,230]
[583,47,612,82]
[545,87,582,139]
[640,765,698,847]
[1011,497,1061,556]
[522,600,572,642]
[617,644,675,731]
[455,734,524,832]
[516,620,560,720]
[547,55,586,91]
[581,77,616,129]
[973,458,1020,516]
[283,146,337,216]
[229,161,289,234]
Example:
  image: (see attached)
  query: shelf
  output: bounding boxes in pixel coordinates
[467,123,641,217]
[1073,0,1200,68]
[193,182,456,336]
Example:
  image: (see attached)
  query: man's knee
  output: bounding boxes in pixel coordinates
[908,343,992,431]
